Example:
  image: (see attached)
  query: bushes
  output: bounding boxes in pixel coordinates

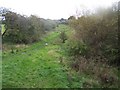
[65,38,88,57]
[65,3,119,87]
[68,4,118,65]
[59,31,67,43]
[69,55,119,88]
[2,12,42,43]
[2,11,57,44]
[41,19,58,31]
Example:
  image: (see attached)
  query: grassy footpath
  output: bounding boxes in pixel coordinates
[2,24,119,88]
[4,24,117,88]
[2,25,84,88]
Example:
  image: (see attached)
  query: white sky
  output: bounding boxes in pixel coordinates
[0,0,118,19]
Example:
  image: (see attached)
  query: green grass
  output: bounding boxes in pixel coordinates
[3,24,118,88]
[2,24,83,88]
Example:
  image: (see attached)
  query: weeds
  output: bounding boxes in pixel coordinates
[69,55,119,88]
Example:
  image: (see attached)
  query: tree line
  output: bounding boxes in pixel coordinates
[67,2,119,66]
[1,9,57,44]
[61,3,119,87]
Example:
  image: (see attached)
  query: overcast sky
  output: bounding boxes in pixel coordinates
[0,0,118,19]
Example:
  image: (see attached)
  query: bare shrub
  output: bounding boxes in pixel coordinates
[70,56,118,88]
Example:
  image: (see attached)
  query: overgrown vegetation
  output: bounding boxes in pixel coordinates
[59,31,67,43]
[68,3,118,65]
[2,23,119,88]
[64,3,119,88]
[2,25,82,88]
[1,2,119,88]
[2,10,58,44]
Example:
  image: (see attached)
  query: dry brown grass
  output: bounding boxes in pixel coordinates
[70,55,119,88]
[2,43,28,51]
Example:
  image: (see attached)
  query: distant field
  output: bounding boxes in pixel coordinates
[1,24,5,34]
